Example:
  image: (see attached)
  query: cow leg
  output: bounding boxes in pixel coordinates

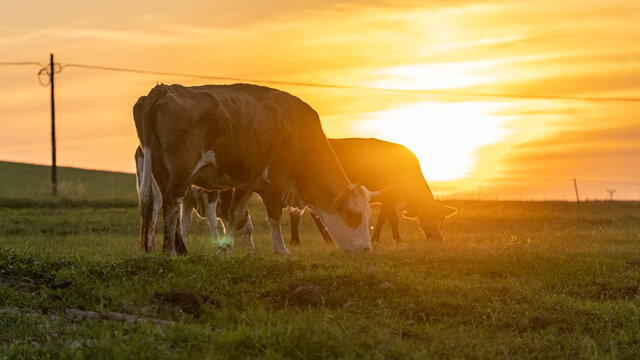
[205,197,220,245]
[232,190,255,249]
[162,179,189,256]
[148,179,162,251]
[180,202,193,244]
[175,209,188,255]
[262,194,289,254]
[216,190,233,235]
[388,202,402,243]
[267,209,289,254]
[310,211,333,244]
[289,211,301,245]
[371,204,389,242]
[219,189,253,251]
[139,183,159,253]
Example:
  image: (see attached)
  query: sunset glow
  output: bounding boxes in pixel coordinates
[349,102,513,181]
[1,0,639,199]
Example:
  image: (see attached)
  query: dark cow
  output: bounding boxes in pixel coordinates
[136,84,373,255]
[290,138,456,245]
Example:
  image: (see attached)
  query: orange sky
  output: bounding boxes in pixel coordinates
[1,0,639,200]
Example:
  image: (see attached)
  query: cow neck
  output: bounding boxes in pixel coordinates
[399,176,436,214]
[300,145,350,212]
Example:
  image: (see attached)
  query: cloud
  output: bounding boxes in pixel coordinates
[494,122,640,184]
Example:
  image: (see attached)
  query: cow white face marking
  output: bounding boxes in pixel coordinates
[313,185,372,252]
[191,150,216,177]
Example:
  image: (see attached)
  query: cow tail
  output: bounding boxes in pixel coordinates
[138,146,155,252]
[138,84,168,252]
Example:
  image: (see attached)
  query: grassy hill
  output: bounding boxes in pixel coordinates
[0,161,137,203]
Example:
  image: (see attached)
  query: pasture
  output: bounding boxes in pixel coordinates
[1,162,640,359]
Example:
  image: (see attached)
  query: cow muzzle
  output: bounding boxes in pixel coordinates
[419,219,444,241]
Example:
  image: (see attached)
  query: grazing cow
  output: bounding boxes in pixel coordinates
[290,138,457,245]
[133,96,252,252]
[135,146,254,251]
[136,84,373,255]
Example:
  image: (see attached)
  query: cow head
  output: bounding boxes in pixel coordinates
[414,201,457,240]
[313,184,373,252]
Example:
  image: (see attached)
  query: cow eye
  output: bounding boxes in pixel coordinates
[342,208,362,228]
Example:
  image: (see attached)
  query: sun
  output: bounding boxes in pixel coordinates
[347,101,514,181]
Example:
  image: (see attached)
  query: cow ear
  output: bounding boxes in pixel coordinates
[365,184,388,200]
[367,189,379,197]
[348,178,366,191]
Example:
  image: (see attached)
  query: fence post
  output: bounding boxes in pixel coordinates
[50,53,57,197]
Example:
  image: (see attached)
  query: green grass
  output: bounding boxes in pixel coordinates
[0,161,137,203]
[1,163,640,358]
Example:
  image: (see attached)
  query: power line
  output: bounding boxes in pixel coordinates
[0,61,43,66]
[4,60,640,103]
[62,63,640,103]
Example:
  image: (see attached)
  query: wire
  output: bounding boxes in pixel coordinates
[3,60,640,103]
[62,62,640,103]
[0,61,43,66]
[36,63,63,87]
[576,179,640,186]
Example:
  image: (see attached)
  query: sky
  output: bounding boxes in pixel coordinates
[1,0,639,200]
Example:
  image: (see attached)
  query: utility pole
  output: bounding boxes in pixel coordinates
[50,53,57,197]
[606,189,616,201]
[573,178,580,203]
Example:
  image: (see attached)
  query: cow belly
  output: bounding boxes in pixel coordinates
[191,163,266,191]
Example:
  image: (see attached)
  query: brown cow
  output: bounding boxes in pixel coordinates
[290,138,456,245]
[136,84,373,255]
[134,96,253,252]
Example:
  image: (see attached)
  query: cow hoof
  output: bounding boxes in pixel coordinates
[176,242,188,256]
[163,249,177,257]
[274,248,290,255]
[217,244,232,254]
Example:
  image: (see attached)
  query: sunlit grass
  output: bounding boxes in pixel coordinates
[1,200,640,358]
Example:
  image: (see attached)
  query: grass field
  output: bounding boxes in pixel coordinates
[0,161,137,204]
[1,162,640,359]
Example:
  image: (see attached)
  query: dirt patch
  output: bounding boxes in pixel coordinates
[285,280,323,306]
[155,288,220,316]
[0,276,39,293]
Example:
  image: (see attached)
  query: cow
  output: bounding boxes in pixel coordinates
[290,138,457,245]
[135,146,254,251]
[133,96,253,252]
[136,83,373,255]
